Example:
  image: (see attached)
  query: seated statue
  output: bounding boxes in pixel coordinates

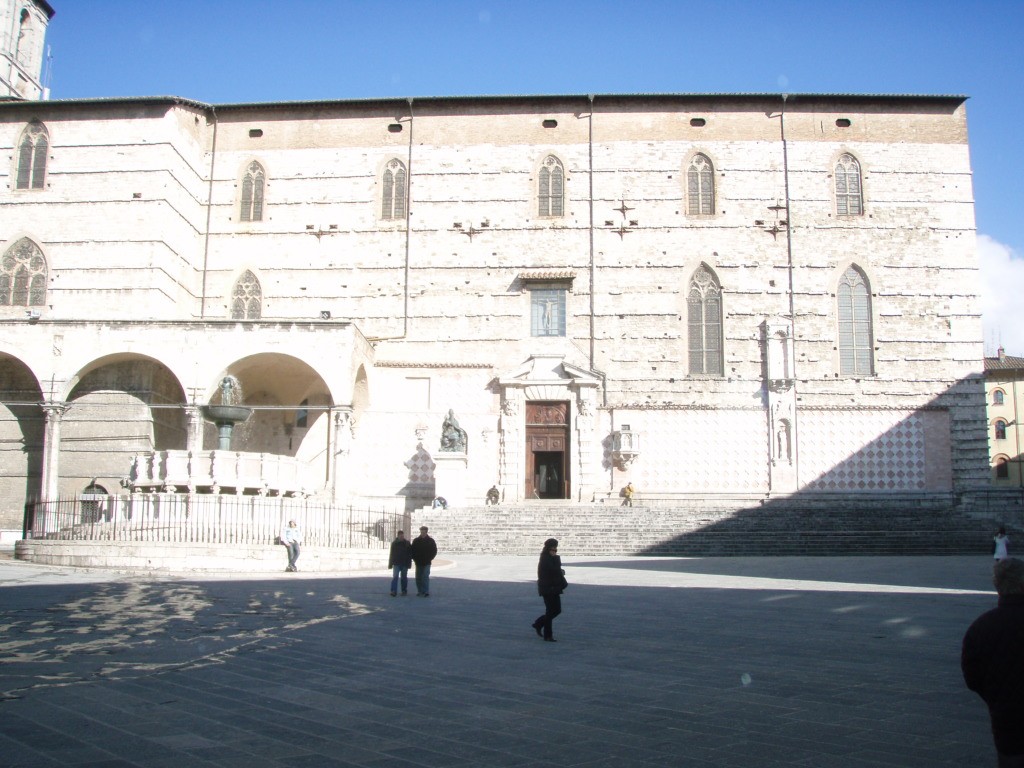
[440,409,468,453]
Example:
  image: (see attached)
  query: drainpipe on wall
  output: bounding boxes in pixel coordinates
[368,97,414,343]
[779,93,800,486]
[200,106,218,319]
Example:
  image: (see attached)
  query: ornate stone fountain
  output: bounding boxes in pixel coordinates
[201,376,253,450]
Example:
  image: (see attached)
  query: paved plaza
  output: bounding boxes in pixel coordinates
[0,553,1003,767]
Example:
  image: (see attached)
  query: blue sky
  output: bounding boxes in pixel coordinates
[42,0,1024,354]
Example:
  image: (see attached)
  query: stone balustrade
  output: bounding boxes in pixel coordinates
[129,450,312,496]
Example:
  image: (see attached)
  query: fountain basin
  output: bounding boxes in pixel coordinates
[202,404,253,423]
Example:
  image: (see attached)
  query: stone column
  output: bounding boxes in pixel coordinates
[39,402,67,501]
[574,386,599,502]
[185,406,205,454]
[499,389,523,501]
[330,408,354,502]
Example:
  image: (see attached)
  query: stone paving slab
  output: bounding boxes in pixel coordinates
[0,554,1001,767]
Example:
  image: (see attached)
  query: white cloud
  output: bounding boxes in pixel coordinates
[978,234,1024,357]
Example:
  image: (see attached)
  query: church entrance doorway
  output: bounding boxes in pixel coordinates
[525,402,569,499]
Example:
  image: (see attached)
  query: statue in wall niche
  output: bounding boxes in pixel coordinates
[440,409,468,453]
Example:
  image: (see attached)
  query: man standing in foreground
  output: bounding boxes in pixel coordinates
[388,530,412,596]
[410,526,438,597]
[962,557,1024,767]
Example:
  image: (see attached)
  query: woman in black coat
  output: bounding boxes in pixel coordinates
[532,538,567,642]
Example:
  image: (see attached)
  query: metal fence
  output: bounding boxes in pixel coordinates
[25,494,410,549]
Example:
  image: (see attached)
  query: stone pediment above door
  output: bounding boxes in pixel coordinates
[497,355,602,402]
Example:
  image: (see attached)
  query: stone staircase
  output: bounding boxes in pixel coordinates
[414,495,1024,556]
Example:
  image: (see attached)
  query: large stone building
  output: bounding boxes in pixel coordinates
[0,2,989,543]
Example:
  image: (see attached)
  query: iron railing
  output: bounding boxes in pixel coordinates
[25,494,409,549]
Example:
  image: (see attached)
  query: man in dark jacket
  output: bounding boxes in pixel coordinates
[410,526,438,597]
[962,557,1024,766]
[532,538,567,642]
[388,530,412,596]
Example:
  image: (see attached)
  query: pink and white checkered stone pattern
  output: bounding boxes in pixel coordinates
[800,410,926,491]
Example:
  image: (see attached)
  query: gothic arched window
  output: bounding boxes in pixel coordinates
[240,162,265,222]
[687,265,723,375]
[538,155,564,217]
[230,270,262,319]
[382,159,407,220]
[835,153,863,216]
[994,389,1006,406]
[995,420,1008,441]
[1,238,47,306]
[687,154,715,216]
[16,121,48,190]
[837,265,873,376]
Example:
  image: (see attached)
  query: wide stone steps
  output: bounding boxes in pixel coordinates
[413,500,1016,556]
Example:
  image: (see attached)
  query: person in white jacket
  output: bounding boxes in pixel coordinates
[281,519,303,572]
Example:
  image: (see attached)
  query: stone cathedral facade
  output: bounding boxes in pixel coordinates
[0,6,990,542]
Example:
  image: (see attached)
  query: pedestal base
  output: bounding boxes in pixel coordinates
[433,453,468,507]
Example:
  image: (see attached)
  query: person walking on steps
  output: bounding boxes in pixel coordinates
[532,538,567,642]
[410,526,437,596]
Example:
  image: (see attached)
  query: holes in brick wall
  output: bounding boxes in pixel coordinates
[836,118,851,128]
[248,129,263,138]
[388,123,403,133]
[542,119,558,128]
[690,118,706,127]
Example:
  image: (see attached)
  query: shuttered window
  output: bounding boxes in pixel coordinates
[687,265,723,375]
[538,156,564,217]
[686,154,714,216]
[837,266,873,375]
[16,121,48,190]
[240,162,266,222]
[382,159,407,219]
[835,154,863,216]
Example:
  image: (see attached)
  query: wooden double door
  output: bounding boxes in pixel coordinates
[525,402,570,499]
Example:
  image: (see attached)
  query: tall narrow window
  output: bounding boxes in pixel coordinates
[382,159,407,220]
[538,156,564,217]
[995,420,1008,441]
[687,265,723,375]
[996,457,1010,479]
[230,270,262,319]
[530,288,566,337]
[239,162,265,222]
[16,121,48,190]
[837,265,873,375]
[686,154,715,215]
[835,153,863,216]
[994,390,1006,406]
[1,238,47,306]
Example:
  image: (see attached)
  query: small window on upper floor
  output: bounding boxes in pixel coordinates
[686,154,715,216]
[382,159,407,220]
[994,389,1006,406]
[240,161,265,222]
[230,270,262,320]
[538,155,565,217]
[835,153,863,216]
[530,287,566,337]
[837,265,873,376]
[995,420,1008,441]
[1,237,47,306]
[296,399,309,429]
[16,121,48,190]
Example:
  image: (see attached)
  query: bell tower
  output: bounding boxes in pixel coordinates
[1,0,54,100]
